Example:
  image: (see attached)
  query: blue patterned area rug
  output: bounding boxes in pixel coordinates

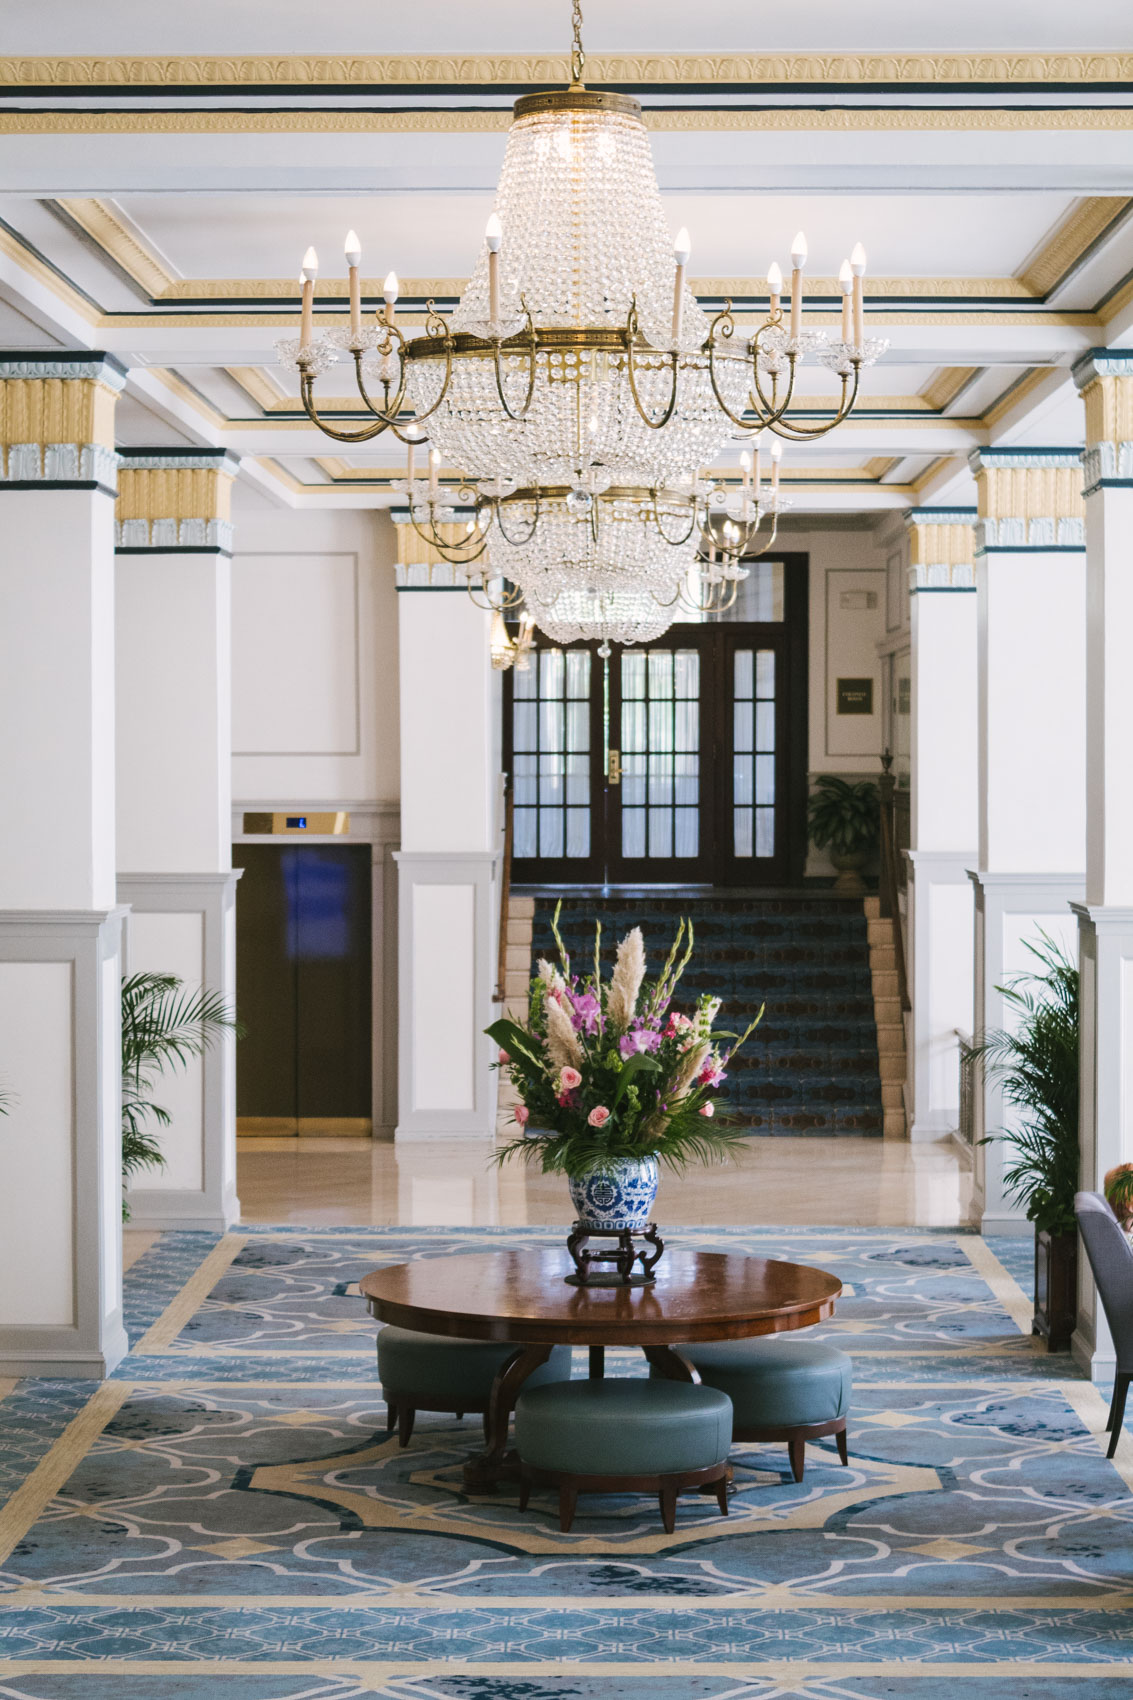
[531,896,885,1136]
[1,1224,1132,1697]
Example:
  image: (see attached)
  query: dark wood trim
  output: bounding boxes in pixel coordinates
[518,1460,730,1533]
[732,1414,849,1481]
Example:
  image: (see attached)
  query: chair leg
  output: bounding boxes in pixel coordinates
[518,1475,531,1511]
[398,1403,416,1448]
[386,1400,398,1434]
[659,1480,678,1534]
[1107,1379,1121,1431]
[788,1439,806,1482]
[714,1474,729,1518]
[455,1410,463,1421]
[559,1484,577,1533]
[836,1427,849,1466]
[1108,1374,1131,1459]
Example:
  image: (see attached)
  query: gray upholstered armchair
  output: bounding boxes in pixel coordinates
[1074,1190,1133,1456]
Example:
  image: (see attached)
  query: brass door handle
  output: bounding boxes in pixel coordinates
[608,749,622,785]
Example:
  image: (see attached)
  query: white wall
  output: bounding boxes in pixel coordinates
[230,491,400,808]
[801,524,891,778]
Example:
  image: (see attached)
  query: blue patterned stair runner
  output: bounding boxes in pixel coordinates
[529,893,883,1137]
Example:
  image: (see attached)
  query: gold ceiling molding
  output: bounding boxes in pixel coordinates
[109,308,1099,332]
[5,52,1133,87]
[863,457,900,479]
[920,367,977,410]
[1098,270,1133,325]
[58,198,175,297]
[0,223,98,325]
[1020,196,1133,296]
[158,273,1035,305]
[3,108,1133,137]
[223,366,287,411]
[144,365,226,428]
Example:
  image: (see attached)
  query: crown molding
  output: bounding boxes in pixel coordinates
[5,51,1133,89]
[56,198,174,298]
[1020,196,1133,297]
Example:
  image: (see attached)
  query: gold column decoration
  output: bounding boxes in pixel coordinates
[115,449,239,551]
[0,354,125,487]
[392,507,478,582]
[1072,350,1133,491]
[905,507,976,587]
[967,448,1085,552]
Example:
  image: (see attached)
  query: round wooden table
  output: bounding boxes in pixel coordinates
[360,1247,841,1488]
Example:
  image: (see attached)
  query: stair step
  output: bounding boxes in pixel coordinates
[864,896,881,920]
[876,1025,905,1056]
[882,1082,905,1108]
[873,997,903,1023]
[884,1108,908,1137]
[507,918,533,946]
[505,944,531,973]
[508,896,535,919]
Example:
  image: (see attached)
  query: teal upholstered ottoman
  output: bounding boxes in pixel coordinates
[514,1376,733,1532]
[377,1326,572,1446]
[654,1338,851,1481]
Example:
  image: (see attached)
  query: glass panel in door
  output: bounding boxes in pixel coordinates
[610,643,705,880]
[509,644,602,881]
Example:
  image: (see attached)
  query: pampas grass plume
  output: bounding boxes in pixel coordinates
[607,926,646,1035]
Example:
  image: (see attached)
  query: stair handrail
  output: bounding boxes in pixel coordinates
[494,775,515,1004]
[878,751,910,1012]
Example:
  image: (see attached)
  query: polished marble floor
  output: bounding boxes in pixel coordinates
[230,1133,975,1228]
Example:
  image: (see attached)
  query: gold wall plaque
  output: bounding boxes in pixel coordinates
[241,811,350,835]
[836,678,874,716]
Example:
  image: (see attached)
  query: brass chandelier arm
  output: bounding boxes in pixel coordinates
[491,305,539,421]
[757,366,863,441]
[349,343,407,424]
[648,487,701,547]
[408,496,493,564]
[390,305,456,429]
[465,576,526,613]
[299,372,392,443]
[494,488,543,547]
[705,306,768,431]
[746,326,801,430]
[623,300,680,430]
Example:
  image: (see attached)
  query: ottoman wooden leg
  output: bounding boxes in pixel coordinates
[398,1404,416,1448]
[659,1479,678,1534]
[836,1425,849,1465]
[714,1475,729,1517]
[386,1401,398,1434]
[788,1438,805,1482]
[559,1484,578,1532]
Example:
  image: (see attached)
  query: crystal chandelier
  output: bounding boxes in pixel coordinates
[278,2,886,494]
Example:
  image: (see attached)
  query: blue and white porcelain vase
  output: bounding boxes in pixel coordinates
[568,1156,659,1232]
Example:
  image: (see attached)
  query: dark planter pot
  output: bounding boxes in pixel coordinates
[1033,1227,1078,1353]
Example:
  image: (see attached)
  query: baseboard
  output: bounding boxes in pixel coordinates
[980,1211,1032,1236]
[1072,1323,1115,1383]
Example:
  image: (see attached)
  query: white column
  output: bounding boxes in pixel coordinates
[1070,349,1133,1378]
[115,449,241,1230]
[394,562,501,1140]
[904,509,979,1143]
[0,353,128,1376]
[968,448,1086,1234]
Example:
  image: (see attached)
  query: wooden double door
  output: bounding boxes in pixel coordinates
[505,557,808,886]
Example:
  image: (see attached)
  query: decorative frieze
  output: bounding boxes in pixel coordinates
[967,448,1085,553]
[392,507,477,580]
[0,352,126,489]
[115,447,239,552]
[905,507,976,588]
[1072,349,1133,493]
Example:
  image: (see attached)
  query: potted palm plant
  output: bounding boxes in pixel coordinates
[121,971,241,1214]
[974,934,1079,1351]
[807,774,880,894]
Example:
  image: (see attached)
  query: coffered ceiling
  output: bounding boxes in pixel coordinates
[2,0,1133,513]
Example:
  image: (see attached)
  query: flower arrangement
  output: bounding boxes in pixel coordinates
[486,904,764,1179]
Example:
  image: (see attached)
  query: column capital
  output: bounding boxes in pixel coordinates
[904,506,976,588]
[967,447,1085,553]
[1070,349,1133,491]
[116,444,239,553]
[392,503,478,582]
[0,350,126,492]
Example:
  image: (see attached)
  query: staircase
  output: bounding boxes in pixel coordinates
[508,893,891,1138]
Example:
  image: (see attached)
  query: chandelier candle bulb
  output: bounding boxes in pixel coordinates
[850,243,867,349]
[299,246,318,350]
[383,270,399,328]
[790,231,807,343]
[485,213,503,326]
[428,447,440,497]
[767,260,783,321]
[771,439,782,494]
[839,260,854,343]
[753,436,762,495]
[406,438,416,486]
[672,227,691,346]
[344,230,362,338]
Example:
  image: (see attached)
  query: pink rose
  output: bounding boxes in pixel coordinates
[514,1104,529,1125]
[560,1067,582,1090]
[587,1105,611,1128]
[498,1048,510,1064]
[699,1102,715,1118]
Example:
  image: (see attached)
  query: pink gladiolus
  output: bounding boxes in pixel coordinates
[588,1105,611,1128]
[514,1104,529,1125]
[560,1066,582,1090]
[699,1062,726,1088]
[699,1102,715,1118]
[666,1012,694,1034]
[498,1048,510,1064]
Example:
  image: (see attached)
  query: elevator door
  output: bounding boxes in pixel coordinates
[233,843,372,1133]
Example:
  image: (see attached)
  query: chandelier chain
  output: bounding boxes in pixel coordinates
[570,0,585,85]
